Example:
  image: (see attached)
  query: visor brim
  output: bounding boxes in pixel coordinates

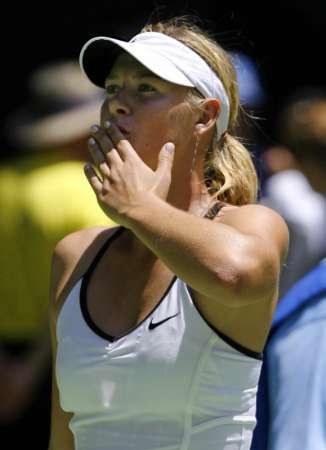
[80,36,195,89]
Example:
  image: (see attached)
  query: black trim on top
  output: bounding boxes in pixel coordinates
[202,202,263,360]
[80,201,262,357]
[80,226,178,342]
[83,226,126,279]
[204,202,225,220]
[185,284,263,361]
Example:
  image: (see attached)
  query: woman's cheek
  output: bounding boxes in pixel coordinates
[100,99,109,123]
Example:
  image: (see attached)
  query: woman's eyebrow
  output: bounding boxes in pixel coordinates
[105,71,158,81]
[139,74,162,81]
[105,74,120,81]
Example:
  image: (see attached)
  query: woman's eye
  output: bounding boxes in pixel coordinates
[106,84,121,95]
[138,83,157,93]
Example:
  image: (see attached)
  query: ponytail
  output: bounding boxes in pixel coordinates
[203,131,258,205]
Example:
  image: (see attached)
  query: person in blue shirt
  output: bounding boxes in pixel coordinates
[251,258,326,449]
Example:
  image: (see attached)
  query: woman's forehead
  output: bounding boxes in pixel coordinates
[105,52,190,98]
[108,52,155,78]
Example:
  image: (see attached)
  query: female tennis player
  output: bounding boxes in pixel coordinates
[48,17,289,450]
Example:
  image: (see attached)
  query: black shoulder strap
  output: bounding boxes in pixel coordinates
[204,202,225,220]
[83,226,125,278]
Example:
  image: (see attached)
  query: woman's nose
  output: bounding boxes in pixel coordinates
[108,92,131,117]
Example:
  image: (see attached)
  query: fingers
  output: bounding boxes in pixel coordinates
[88,121,137,183]
[90,125,114,154]
[88,138,111,178]
[90,123,126,166]
[103,120,136,160]
[155,142,175,180]
[84,164,103,195]
[88,129,122,176]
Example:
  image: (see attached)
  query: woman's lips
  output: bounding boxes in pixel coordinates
[115,123,130,135]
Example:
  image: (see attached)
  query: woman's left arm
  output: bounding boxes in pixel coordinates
[85,123,289,308]
[125,196,289,307]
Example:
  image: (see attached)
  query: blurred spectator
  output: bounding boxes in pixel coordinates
[251,89,326,449]
[230,51,266,109]
[251,258,326,450]
[0,60,114,449]
[260,88,326,297]
[229,50,270,192]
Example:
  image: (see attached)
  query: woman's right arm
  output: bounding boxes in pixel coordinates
[47,226,115,450]
[48,238,76,450]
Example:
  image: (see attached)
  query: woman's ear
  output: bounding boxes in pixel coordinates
[195,99,221,136]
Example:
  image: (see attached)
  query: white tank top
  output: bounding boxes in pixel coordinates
[56,226,263,450]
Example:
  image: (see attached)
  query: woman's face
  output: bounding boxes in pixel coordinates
[100,52,195,170]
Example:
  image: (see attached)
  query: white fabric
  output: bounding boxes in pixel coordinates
[56,230,262,450]
[79,31,230,139]
[262,170,326,256]
[260,169,326,296]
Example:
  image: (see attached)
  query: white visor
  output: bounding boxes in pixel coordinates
[80,31,230,139]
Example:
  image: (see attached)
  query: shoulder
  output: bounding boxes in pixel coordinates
[52,226,108,266]
[211,203,289,303]
[216,202,288,231]
[50,226,119,308]
[215,203,289,265]
[52,225,111,258]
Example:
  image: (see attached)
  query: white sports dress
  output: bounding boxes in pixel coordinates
[56,214,263,450]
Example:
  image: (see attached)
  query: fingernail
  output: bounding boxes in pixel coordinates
[165,142,175,153]
[104,120,111,129]
[90,125,99,133]
[88,137,96,146]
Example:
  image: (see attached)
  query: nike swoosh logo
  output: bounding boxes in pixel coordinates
[149,312,180,330]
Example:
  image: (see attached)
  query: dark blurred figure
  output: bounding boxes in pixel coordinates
[260,88,326,297]
[0,60,114,449]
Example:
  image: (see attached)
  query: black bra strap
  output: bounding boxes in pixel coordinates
[204,202,225,220]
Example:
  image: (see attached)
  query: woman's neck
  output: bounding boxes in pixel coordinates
[123,166,212,261]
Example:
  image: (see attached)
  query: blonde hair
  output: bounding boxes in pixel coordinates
[142,17,258,205]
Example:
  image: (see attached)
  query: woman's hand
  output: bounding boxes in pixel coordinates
[84,121,175,228]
